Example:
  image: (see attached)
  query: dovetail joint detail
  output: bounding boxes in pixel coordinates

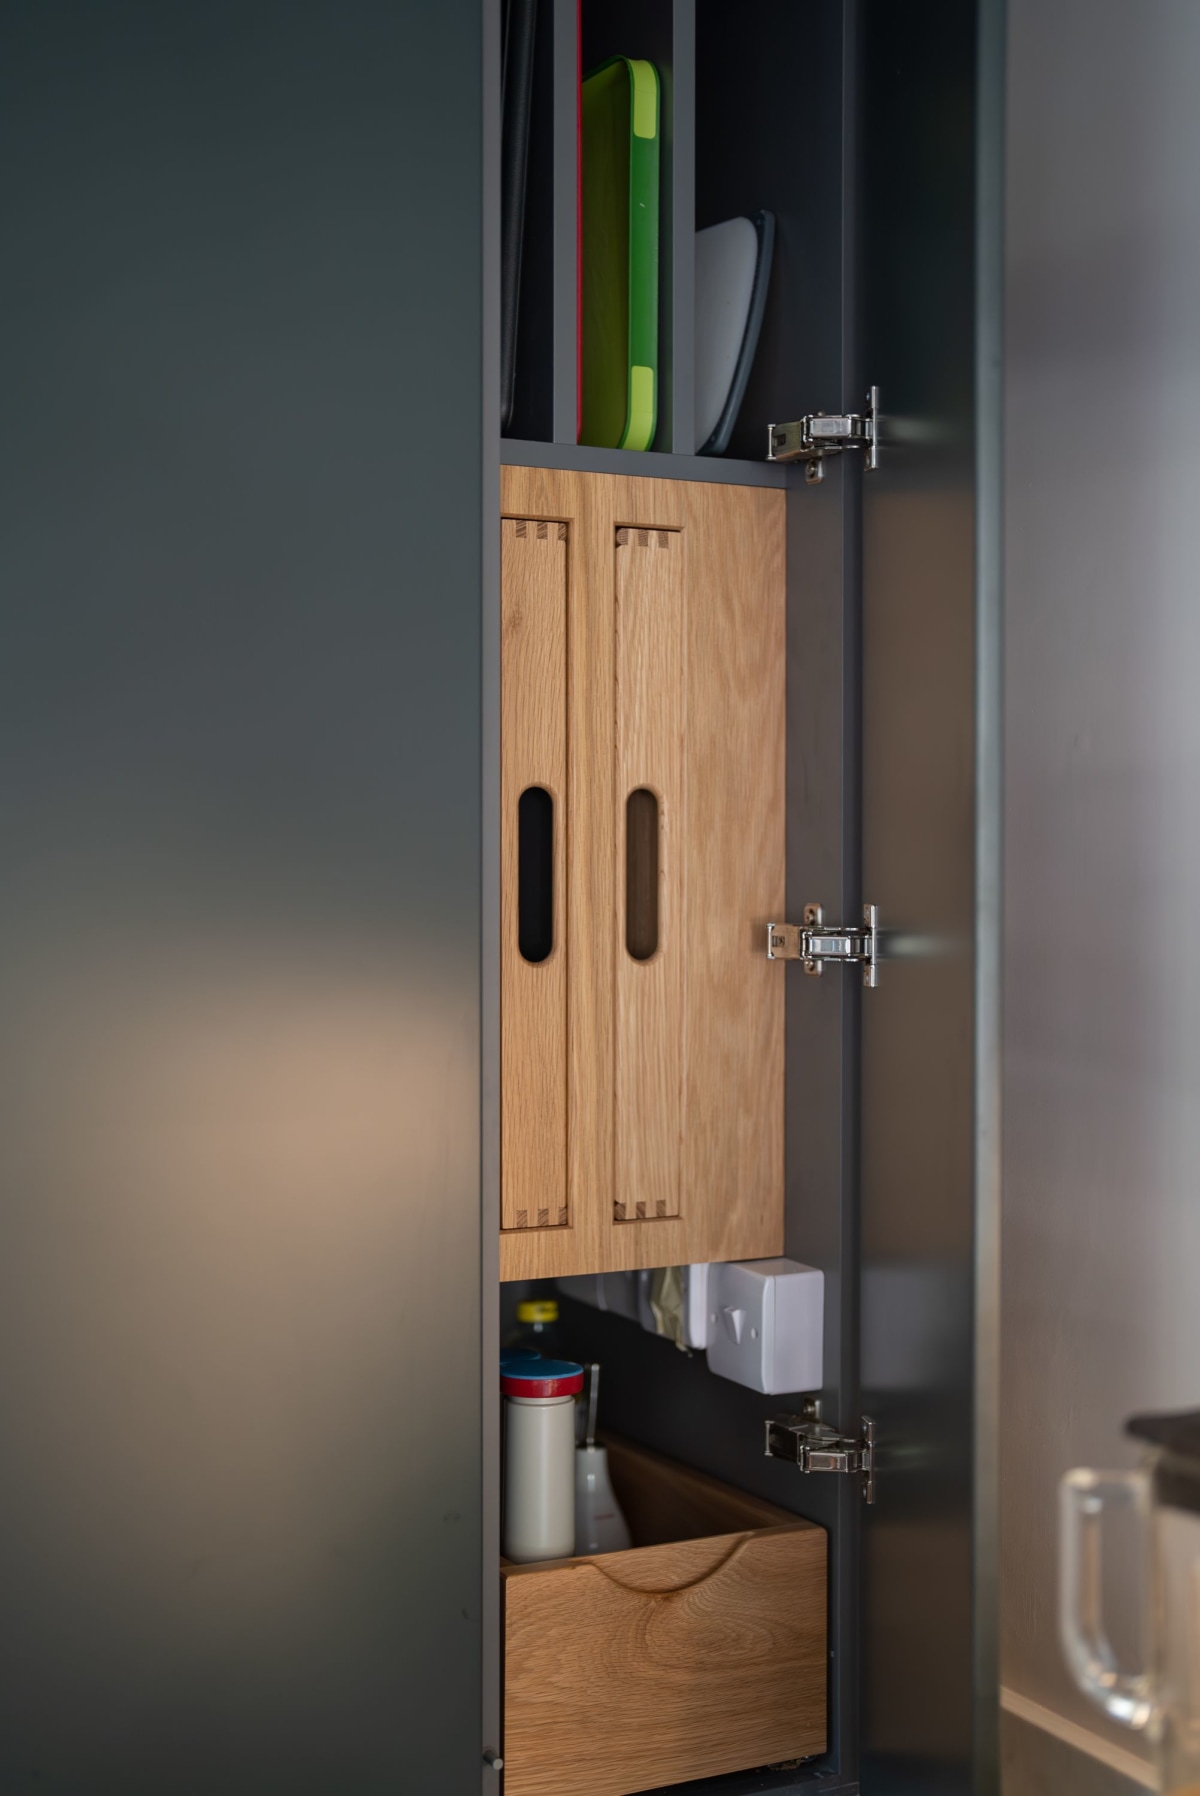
[505,1206,570,1231]
[616,526,674,549]
[509,517,567,543]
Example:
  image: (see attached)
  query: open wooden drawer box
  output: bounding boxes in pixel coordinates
[501,1436,827,1796]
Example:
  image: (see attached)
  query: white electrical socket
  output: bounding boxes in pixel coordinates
[706,1258,824,1395]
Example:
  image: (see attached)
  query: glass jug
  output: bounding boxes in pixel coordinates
[1061,1408,1200,1795]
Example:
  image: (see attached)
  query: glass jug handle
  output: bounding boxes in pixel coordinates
[1059,1467,1155,1731]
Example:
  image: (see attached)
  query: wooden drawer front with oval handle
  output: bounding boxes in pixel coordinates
[501,1437,826,1796]
[501,515,570,1233]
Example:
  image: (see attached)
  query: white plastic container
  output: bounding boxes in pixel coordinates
[574,1445,632,1556]
[502,1355,583,1563]
[573,1362,631,1556]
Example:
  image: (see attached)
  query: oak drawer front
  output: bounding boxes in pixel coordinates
[502,1521,827,1796]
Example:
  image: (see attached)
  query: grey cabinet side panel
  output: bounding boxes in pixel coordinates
[0,4,483,1791]
[858,1,993,1790]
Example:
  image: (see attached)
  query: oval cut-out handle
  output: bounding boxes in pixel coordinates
[625,788,659,962]
[518,786,554,963]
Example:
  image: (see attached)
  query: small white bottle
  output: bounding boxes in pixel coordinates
[502,1354,583,1563]
[574,1362,631,1556]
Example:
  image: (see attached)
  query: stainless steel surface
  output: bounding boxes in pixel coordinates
[765,1415,876,1504]
[865,384,882,473]
[864,1414,878,1504]
[1003,4,1200,1788]
[767,388,879,481]
[767,905,879,987]
[859,0,996,1788]
[0,4,484,1789]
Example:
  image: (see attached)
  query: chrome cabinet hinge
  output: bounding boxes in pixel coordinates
[767,385,880,484]
[767,903,879,988]
[765,1414,877,1505]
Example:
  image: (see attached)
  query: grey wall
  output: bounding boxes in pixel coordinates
[0,4,485,1790]
[1003,1,1200,1788]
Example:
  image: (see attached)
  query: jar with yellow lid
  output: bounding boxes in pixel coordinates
[505,1297,563,1361]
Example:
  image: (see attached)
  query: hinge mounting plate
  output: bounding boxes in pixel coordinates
[767,903,879,988]
[765,1414,877,1505]
[767,385,880,484]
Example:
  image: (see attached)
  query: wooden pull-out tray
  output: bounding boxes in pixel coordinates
[501,1437,826,1796]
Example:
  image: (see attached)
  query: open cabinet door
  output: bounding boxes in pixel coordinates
[856,2,1003,1791]
[0,3,490,1789]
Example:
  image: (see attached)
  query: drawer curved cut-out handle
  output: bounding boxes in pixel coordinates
[581,1530,756,1597]
[518,785,554,963]
[625,787,660,961]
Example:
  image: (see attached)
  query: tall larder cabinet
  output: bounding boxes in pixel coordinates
[0,1,1002,1794]
[489,1,1002,1792]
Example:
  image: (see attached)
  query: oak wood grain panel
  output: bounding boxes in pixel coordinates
[502,1529,772,1593]
[680,478,787,1262]
[502,1451,826,1796]
[501,467,647,1280]
[501,517,569,1233]
[499,468,785,1279]
[502,1528,826,1795]
[602,1433,796,1545]
[614,527,685,1223]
